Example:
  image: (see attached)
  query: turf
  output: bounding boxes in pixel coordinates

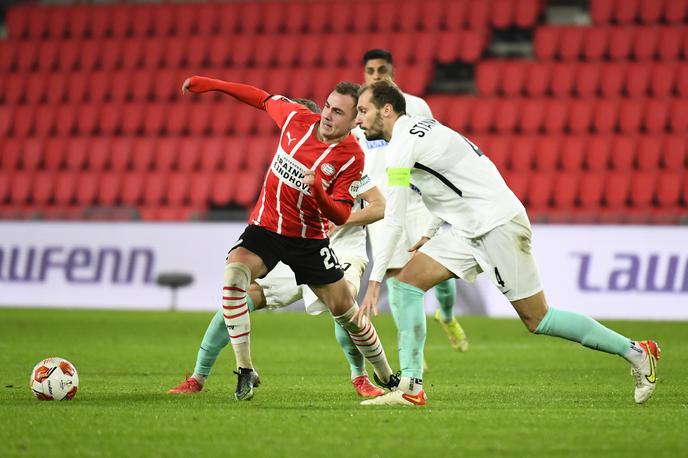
[1,308,686,457]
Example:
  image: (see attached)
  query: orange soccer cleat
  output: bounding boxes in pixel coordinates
[168,376,203,394]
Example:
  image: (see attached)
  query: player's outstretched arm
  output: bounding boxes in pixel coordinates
[181,76,269,109]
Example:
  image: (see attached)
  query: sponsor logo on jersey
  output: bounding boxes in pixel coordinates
[365,139,388,149]
[270,149,311,195]
[320,163,335,176]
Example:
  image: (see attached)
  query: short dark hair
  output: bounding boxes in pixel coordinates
[363,49,393,65]
[360,80,406,115]
[292,98,321,114]
[333,82,361,118]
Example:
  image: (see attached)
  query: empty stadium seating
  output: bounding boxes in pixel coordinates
[0,0,685,223]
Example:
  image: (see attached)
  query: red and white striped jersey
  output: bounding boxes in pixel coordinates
[248,96,365,239]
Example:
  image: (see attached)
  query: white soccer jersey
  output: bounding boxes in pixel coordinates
[329,173,375,262]
[369,115,525,282]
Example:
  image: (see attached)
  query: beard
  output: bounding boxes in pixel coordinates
[363,113,385,140]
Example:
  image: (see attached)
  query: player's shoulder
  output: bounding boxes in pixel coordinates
[402,92,432,117]
[339,134,365,160]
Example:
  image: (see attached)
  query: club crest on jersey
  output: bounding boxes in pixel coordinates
[320,163,336,177]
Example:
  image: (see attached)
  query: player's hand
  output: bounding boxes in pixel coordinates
[356,281,381,326]
[408,236,430,252]
[181,77,192,95]
[304,169,316,186]
[328,221,341,235]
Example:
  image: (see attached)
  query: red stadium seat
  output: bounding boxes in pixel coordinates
[97,171,121,206]
[664,0,688,23]
[9,171,32,205]
[24,73,47,105]
[638,0,663,23]
[76,103,100,135]
[444,0,467,30]
[100,39,121,71]
[504,171,529,203]
[142,171,167,205]
[16,41,38,73]
[534,136,560,172]
[568,99,594,134]
[0,107,11,138]
[305,2,329,33]
[22,138,43,171]
[633,26,659,60]
[65,73,88,104]
[585,136,611,171]
[54,105,76,136]
[625,63,650,97]
[274,34,301,67]
[238,2,262,34]
[214,4,237,36]
[56,40,79,72]
[131,4,154,37]
[649,63,676,98]
[590,0,614,24]
[582,26,609,61]
[99,103,122,135]
[485,136,508,172]
[167,172,190,206]
[420,0,444,31]
[178,138,201,172]
[669,99,688,133]
[599,62,625,97]
[660,26,684,61]
[121,39,144,69]
[616,0,640,24]
[608,26,634,60]
[199,138,225,172]
[32,171,55,205]
[592,99,619,134]
[6,7,29,39]
[559,27,584,60]
[74,171,98,206]
[111,5,131,38]
[543,99,569,133]
[44,138,66,170]
[618,98,644,134]
[89,71,112,103]
[446,97,474,133]
[643,98,670,134]
[88,137,111,171]
[469,98,496,133]
[575,63,601,97]
[578,172,605,210]
[519,99,544,134]
[142,37,165,69]
[37,42,58,72]
[26,7,48,39]
[55,171,81,206]
[610,135,636,170]
[1,138,22,170]
[0,170,10,202]
[603,171,631,209]
[494,99,520,134]
[636,135,662,170]
[131,138,156,171]
[629,170,657,209]
[284,2,307,34]
[491,0,515,29]
[552,171,580,211]
[34,105,56,137]
[0,42,17,73]
[510,136,535,171]
[121,172,145,206]
[550,63,575,97]
[459,29,489,63]
[211,170,236,206]
[110,137,133,171]
[65,137,89,170]
[47,6,69,39]
[121,103,144,135]
[466,0,490,29]
[234,169,263,207]
[152,4,174,36]
[476,60,502,96]
[91,5,113,39]
[501,61,527,96]
[527,171,554,211]
[13,105,35,137]
[655,170,682,207]
[154,137,179,171]
[662,135,686,168]
[79,41,101,72]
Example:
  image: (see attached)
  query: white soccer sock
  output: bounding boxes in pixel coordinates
[398,376,423,395]
[222,263,253,369]
[624,340,647,367]
[191,373,208,386]
[334,304,393,384]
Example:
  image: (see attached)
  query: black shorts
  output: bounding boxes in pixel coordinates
[230,225,344,286]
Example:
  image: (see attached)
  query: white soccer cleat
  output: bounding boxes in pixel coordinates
[360,389,427,406]
[630,340,661,404]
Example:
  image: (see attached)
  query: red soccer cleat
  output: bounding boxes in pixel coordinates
[352,375,384,398]
[168,376,203,394]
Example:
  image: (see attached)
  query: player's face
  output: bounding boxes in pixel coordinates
[363,59,394,84]
[356,89,386,141]
[319,91,357,141]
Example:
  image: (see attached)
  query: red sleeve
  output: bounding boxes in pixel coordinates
[186,76,269,109]
[330,146,365,206]
[264,96,311,129]
[309,169,353,226]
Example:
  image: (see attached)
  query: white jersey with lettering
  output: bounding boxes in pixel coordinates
[352,92,433,268]
[329,172,375,263]
[369,115,525,282]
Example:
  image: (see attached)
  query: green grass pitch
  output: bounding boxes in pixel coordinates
[1,308,687,457]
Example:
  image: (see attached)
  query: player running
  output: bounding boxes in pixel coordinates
[178,76,397,400]
[354,49,468,352]
[355,80,661,406]
[169,99,386,398]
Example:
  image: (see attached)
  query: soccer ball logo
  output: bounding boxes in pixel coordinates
[30,357,79,401]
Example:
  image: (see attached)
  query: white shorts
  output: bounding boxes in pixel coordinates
[256,255,367,315]
[368,203,431,270]
[419,211,543,302]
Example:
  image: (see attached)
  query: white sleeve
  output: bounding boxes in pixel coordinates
[423,216,445,238]
[369,134,417,283]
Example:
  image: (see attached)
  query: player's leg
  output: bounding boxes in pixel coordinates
[486,212,660,404]
[362,251,453,406]
[311,278,396,388]
[168,284,264,394]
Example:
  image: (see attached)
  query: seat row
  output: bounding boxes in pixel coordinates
[534,25,688,61]
[475,60,688,98]
[0,29,488,74]
[467,134,686,173]
[5,0,540,41]
[1,135,280,174]
[432,96,688,135]
[0,169,263,210]
[590,0,688,25]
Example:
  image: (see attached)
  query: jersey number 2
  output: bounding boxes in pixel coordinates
[320,247,340,270]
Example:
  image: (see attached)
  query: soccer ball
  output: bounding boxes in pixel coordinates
[30,357,79,401]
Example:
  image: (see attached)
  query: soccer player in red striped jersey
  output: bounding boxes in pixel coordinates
[181,76,396,400]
